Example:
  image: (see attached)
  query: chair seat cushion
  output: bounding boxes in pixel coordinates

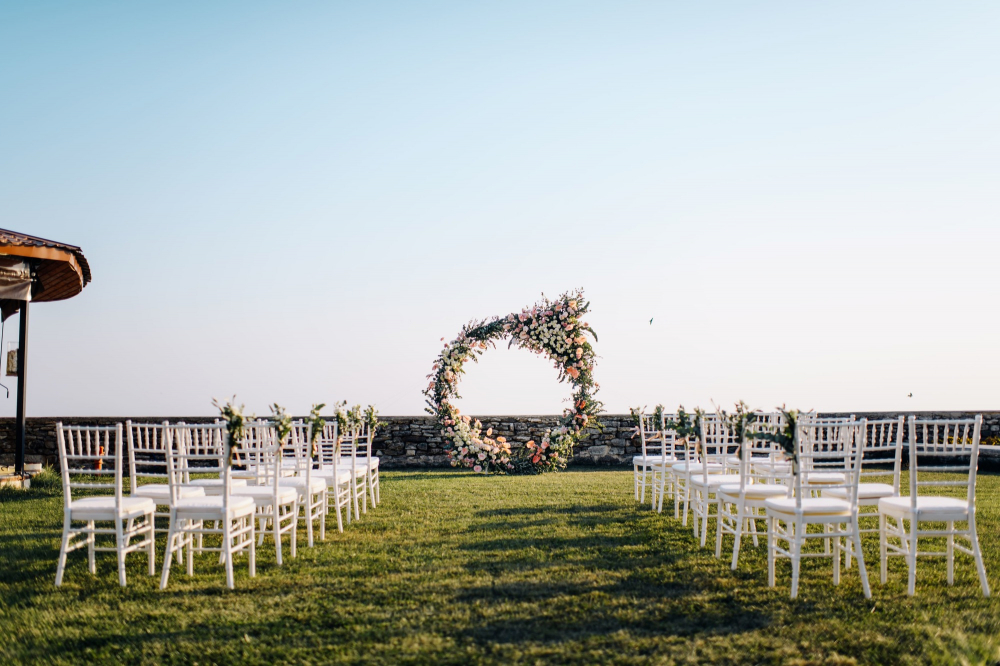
[672,462,724,474]
[70,496,156,520]
[690,474,743,488]
[277,477,328,493]
[133,484,206,501]
[231,485,298,504]
[752,462,791,473]
[321,464,367,478]
[824,483,895,500]
[878,495,969,518]
[173,495,255,517]
[804,472,847,484]
[765,497,851,516]
[188,478,248,488]
[718,483,788,499]
[314,469,354,484]
[633,455,674,465]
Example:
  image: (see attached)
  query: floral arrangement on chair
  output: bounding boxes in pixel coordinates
[424,289,603,474]
[747,405,800,472]
[307,403,326,459]
[212,396,252,467]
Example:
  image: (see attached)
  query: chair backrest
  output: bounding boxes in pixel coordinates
[287,421,314,478]
[859,416,905,493]
[702,414,739,458]
[636,413,663,459]
[907,415,982,510]
[57,423,125,512]
[790,419,865,509]
[351,422,373,472]
[317,421,341,467]
[736,417,789,492]
[165,423,231,506]
[126,420,171,492]
[234,422,282,488]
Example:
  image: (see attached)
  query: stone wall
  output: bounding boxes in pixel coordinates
[3,412,999,469]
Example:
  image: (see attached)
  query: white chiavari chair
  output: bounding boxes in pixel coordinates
[690,414,741,546]
[181,420,250,496]
[878,415,990,597]
[313,421,354,532]
[230,423,299,565]
[671,417,726,526]
[55,423,156,587]
[339,424,369,520]
[277,423,328,547]
[651,416,683,514]
[352,421,379,512]
[765,418,871,599]
[823,416,904,567]
[632,412,667,504]
[160,423,255,589]
[717,417,791,567]
[126,421,206,538]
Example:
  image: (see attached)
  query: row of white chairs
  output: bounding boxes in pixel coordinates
[633,411,991,598]
[54,418,380,589]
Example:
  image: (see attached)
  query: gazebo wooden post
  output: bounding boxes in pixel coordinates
[14,300,28,475]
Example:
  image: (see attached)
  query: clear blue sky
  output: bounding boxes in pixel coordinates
[1,2,998,417]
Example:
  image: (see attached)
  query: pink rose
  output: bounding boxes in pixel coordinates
[474,465,482,472]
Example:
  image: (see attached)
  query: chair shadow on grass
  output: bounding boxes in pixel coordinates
[454,503,776,646]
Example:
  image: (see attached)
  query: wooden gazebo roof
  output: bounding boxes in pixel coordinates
[0,229,91,311]
[0,229,91,319]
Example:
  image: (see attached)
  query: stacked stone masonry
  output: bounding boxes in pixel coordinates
[2,412,1000,470]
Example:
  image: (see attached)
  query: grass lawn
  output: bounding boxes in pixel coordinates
[1,468,999,664]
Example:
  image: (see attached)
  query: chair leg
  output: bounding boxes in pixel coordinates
[290,501,298,559]
[87,521,96,574]
[852,517,872,599]
[319,491,327,541]
[833,523,841,586]
[305,494,314,548]
[223,516,234,589]
[731,503,744,571]
[147,512,156,576]
[187,521,196,576]
[749,508,760,547]
[947,520,954,585]
[969,514,991,597]
[879,513,888,585]
[681,482,690,527]
[639,466,648,504]
[907,518,918,596]
[790,520,801,599]
[248,516,257,578]
[274,505,283,566]
[55,516,72,587]
[715,499,724,558]
[674,479,681,519]
[633,464,640,500]
[334,487,344,533]
[114,519,128,587]
[767,515,776,588]
[160,521,177,590]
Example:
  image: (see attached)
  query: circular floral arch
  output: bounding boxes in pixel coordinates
[423,289,603,474]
